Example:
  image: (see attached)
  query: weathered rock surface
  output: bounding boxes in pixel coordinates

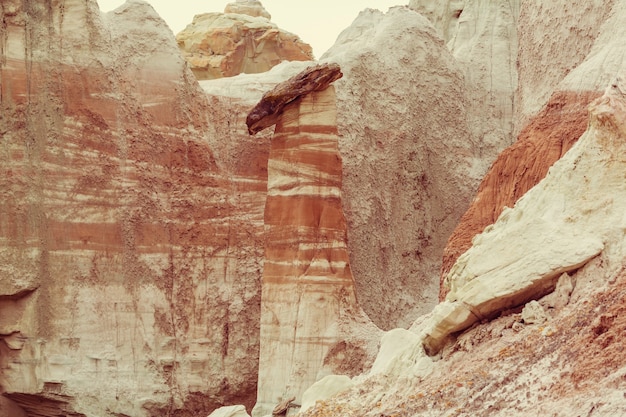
[301,75,626,417]
[321,7,486,329]
[248,67,379,417]
[408,0,465,43]
[0,1,269,415]
[440,90,601,295]
[411,0,520,160]
[246,63,343,135]
[441,1,626,296]
[176,2,313,80]
[515,0,616,131]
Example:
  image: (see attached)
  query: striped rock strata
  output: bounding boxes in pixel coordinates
[247,64,379,417]
[428,74,626,363]
[0,1,270,415]
[176,1,313,80]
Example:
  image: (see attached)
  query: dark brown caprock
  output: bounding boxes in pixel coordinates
[246,63,343,135]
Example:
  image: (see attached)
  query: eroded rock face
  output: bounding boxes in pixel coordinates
[176,2,313,80]
[516,0,616,132]
[248,67,379,417]
[408,0,465,42]
[322,7,485,329]
[0,1,268,415]
[301,75,626,417]
[246,63,343,135]
[441,1,626,297]
[439,90,601,296]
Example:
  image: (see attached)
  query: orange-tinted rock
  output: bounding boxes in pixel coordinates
[176,2,313,80]
[439,90,601,299]
[250,81,372,416]
[0,1,268,415]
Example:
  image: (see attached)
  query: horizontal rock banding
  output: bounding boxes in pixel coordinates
[254,84,358,415]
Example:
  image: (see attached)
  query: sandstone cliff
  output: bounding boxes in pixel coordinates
[441,0,626,296]
[295,2,626,415]
[2,1,485,415]
[4,0,626,416]
[0,1,268,415]
[176,1,313,80]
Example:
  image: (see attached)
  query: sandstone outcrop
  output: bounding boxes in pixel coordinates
[247,64,379,417]
[246,63,343,135]
[176,2,313,80]
[0,1,270,415]
[440,1,626,297]
[301,75,626,417]
[439,89,601,296]
[321,7,486,329]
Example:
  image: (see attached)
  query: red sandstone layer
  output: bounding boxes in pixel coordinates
[440,90,601,299]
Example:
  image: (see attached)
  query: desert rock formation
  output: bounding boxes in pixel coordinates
[247,64,377,416]
[322,7,486,329]
[441,0,626,297]
[176,1,313,80]
[301,74,626,417]
[4,0,626,416]
[0,1,269,415]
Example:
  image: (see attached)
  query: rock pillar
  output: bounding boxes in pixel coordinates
[248,65,359,416]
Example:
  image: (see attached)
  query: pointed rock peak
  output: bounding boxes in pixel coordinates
[246,63,343,135]
[224,0,271,19]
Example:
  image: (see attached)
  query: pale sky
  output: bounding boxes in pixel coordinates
[96,0,404,58]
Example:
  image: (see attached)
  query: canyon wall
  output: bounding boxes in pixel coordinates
[297,2,626,415]
[302,72,626,417]
[0,1,269,415]
[4,1,626,416]
[441,0,626,295]
[322,7,485,329]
